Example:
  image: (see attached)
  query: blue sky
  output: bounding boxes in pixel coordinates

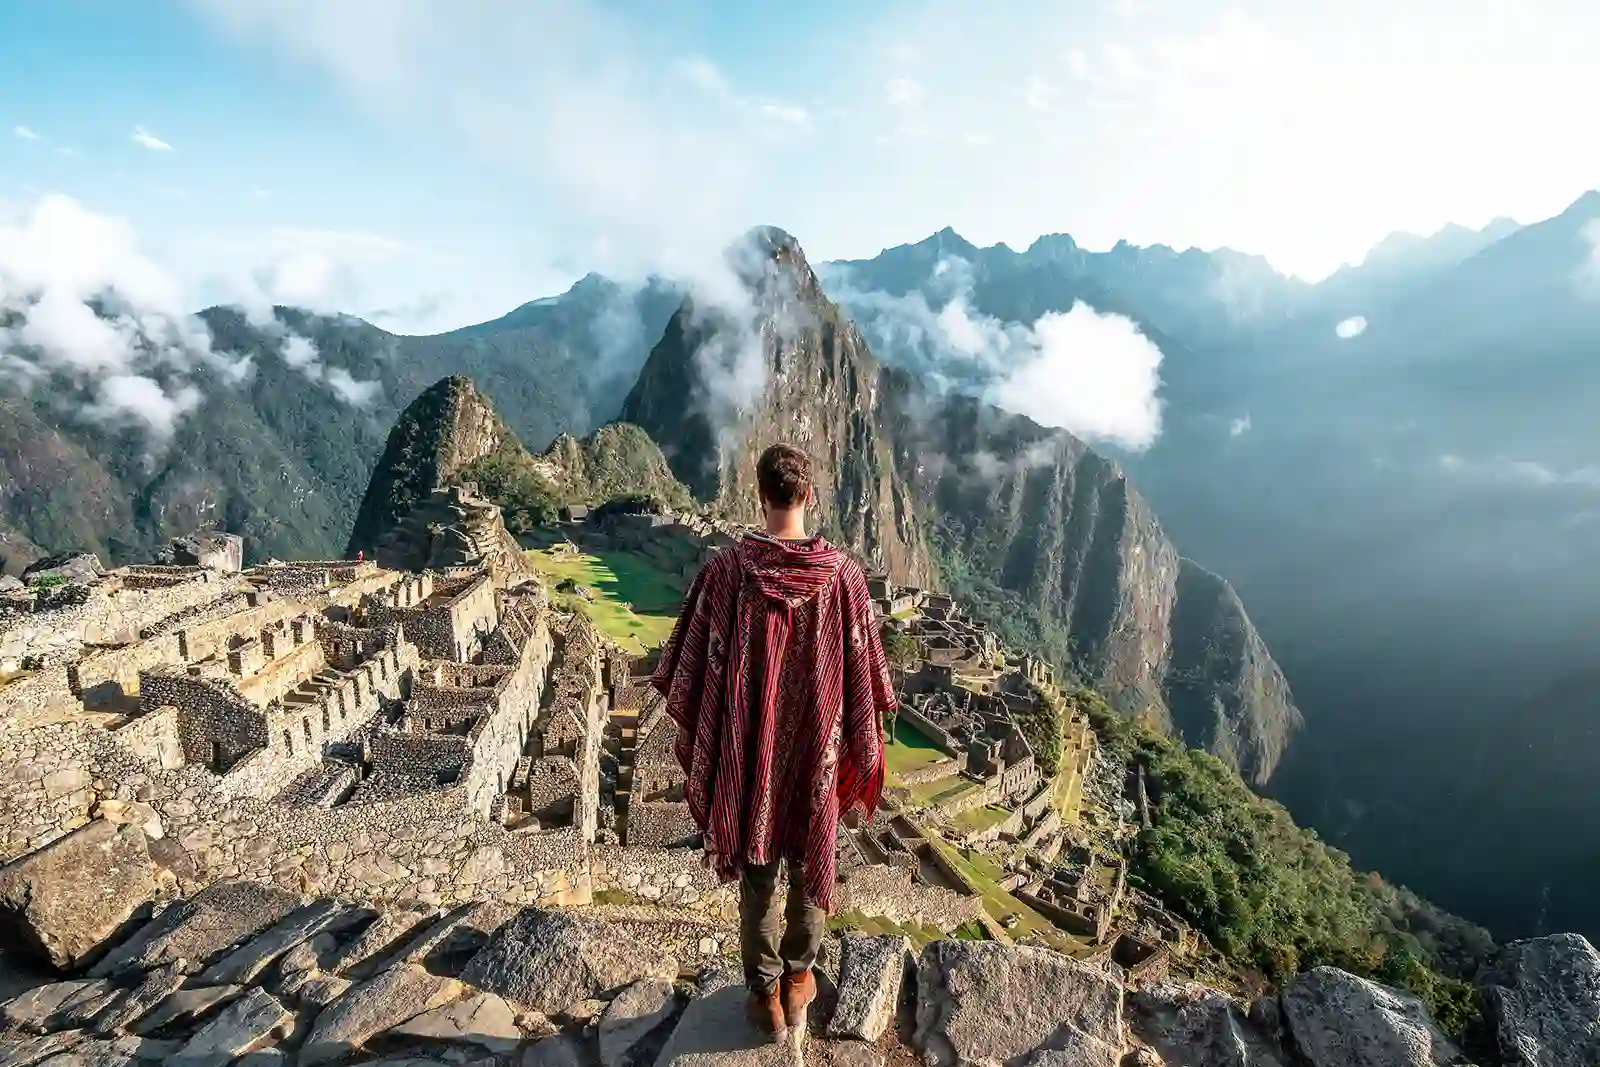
[5,0,1600,336]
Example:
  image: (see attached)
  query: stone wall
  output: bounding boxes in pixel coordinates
[626,800,699,848]
[836,862,986,932]
[111,704,183,770]
[369,728,471,781]
[590,841,733,918]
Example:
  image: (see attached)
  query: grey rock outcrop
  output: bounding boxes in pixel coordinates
[460,908,676,1016]
[159,532,244,573]
[22,551,103,586]
[1128,984,1288,1067]
[89,963,188,1035]
[195,900,375,986]
[92,882,299,978]
[913,939,1123,1067]
[299,963,462,1066]
[0,820,162,972]
[132,985,245,1036]
[600,979,679,1067]
[1281,967,1468,1067]
[828,934,910,1042]
[651,987,799,1067]
[1477,933,1600,1067]
[2,978,104,1033]
[167,988,290,1067]
[385,990,522,1056]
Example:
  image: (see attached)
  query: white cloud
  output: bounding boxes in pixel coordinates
[13,125,41,141]
[89,375,203,438]
[131,126,173,151]
[887,77,926,109]
[760,102,811,127]
[325,367,381,407]
[1229,414,1252,437]
[1335,315,1368,338]
[0,194,241,437]
[1023,77,1061,111]
[831,256,1165,451]
[1439,454,1600,490]
[987,303,1164,450]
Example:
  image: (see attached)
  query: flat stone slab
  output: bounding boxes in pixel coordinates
[600,980,679,1067]
[523,1033,586,1067]
[295,976,353,1010]
[92,883,299,978]
[130,985,243,1037]
[1282,967,1464,1067]
[196,900,374,986]
[913,940,1124,1067]
[827,935,909,1042]
[652,987,800,1067]
[461,908,676,1016]
[0,1029,90,1066]
[299,963,462,1066]
[326,908,436,977]
[385,990,521,1055]
[166,988,290,1067]
[3,980,103,1033]
[0,821,161,973]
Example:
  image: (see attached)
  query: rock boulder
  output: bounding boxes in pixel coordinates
[828,934,910,1042]
[1477,933,1600,1067]
[1128,983,1288,1067]
[22,551,103,586]
[1281,967,1467,1067]
[460,908,676,1016]
[0,819,163,972]
[913,940,1123,1067]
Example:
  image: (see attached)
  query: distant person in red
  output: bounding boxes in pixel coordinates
[651,443,894,1041]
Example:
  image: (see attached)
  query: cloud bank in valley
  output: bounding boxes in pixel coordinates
[827,257,1166,451]
[0,195,384,437]
[0,195,236,437]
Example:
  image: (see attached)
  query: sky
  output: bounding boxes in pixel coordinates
[3,0,1599,341]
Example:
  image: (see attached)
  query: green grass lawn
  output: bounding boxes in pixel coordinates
[884,719,952,779]
[951,804,1013,836]
[919,825,1088,956]
[526,548,687,653]
[910,774,980,809]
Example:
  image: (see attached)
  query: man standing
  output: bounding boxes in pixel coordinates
[651,444,894,1042]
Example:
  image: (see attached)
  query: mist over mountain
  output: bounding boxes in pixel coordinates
[816,191,1600,944]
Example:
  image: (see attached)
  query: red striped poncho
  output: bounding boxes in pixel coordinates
[651,532,893,910]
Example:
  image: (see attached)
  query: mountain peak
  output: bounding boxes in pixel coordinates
[346,376,517,556]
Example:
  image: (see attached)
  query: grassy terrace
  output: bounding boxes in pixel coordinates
[920,825,1088,956]
[910,774,980,808]
[951,804,1013,836]
[884,719,951,778]
[525,547,687,654]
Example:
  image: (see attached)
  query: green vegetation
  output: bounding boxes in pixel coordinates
[1012,687,1065,776]
[1079,690,1494,1040]
[881,627,927,671]
[525,547,686,653]
[883,720,950,778]
[910,774,979,809]
[920,830,1086,956]
[25,574,65,590]
[951,804,1013,836]
[459,440,561,533]
[829,910,950,947]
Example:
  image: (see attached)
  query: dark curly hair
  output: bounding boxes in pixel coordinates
[756,444,812,509]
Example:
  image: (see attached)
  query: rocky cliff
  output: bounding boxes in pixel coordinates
[621,229,1301,782]
[620,227,930,585]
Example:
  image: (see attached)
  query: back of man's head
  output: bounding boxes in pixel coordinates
[757,444,812,509]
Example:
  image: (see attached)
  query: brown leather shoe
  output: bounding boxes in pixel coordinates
[780,970,816,1029]
[746,987,787,1042]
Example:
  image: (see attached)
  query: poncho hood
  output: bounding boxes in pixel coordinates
[737,532,847,607]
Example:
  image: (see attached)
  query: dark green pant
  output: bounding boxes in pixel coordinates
[740,860,826,993]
